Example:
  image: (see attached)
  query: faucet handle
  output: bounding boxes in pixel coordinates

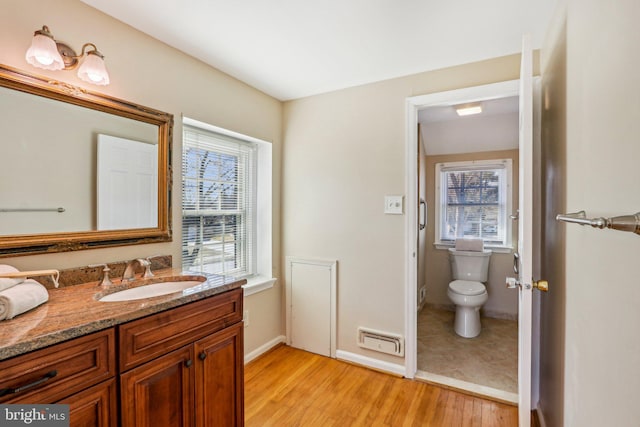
[141,258,154,279]
[88,263,113,288]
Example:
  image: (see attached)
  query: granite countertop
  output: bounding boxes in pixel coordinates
[0,268,245,361]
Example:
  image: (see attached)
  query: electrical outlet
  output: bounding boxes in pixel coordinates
[243,310,249,327]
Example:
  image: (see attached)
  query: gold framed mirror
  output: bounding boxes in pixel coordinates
[0,64,173,256]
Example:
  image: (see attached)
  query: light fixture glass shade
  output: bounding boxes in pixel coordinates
[25,34,64,70]
[77,52,110,86]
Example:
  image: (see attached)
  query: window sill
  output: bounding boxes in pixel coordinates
[434,243,513,254]
[242,276,277,297]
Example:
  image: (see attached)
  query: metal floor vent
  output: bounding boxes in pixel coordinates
[357,327,404,356]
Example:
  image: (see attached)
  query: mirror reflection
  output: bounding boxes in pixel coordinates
[0,85,159,236]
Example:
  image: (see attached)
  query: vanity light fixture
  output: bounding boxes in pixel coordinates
[455,103,483,116]
[25,25,110,86]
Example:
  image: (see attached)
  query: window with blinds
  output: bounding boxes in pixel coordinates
[182,125,256,277]
[435,159,512,247]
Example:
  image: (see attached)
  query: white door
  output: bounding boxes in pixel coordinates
[511,34,534,427]
[286,258,337,358]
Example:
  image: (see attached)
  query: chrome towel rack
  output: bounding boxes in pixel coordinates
[0,207,65,213]
[556,211,640,235]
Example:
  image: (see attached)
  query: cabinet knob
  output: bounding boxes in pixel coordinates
[185,359,193,368]
[198,352,207,360]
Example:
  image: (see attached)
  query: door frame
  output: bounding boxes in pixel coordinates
[404,79,521,379]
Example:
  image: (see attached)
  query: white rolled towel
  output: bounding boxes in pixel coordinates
[0,279,49,321]
[455,238,484,252]
[0,264,25,292]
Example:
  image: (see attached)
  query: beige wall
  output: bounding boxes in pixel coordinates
[423,150,519,318]
[0,0,283,356]
[282,55,530,362]
[563,0,640,424]
[540,0,640,425]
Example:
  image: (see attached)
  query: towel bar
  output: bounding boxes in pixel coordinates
[0,207,65,213]
[0,269,61,288]
[556,211,640,235]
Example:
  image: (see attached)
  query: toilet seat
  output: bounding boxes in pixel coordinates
[449,280,486,296]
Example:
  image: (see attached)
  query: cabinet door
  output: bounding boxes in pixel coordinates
[121,346,195,427]
[59,378,117,427]
[195,322,244,427]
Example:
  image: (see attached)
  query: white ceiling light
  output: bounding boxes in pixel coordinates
[455,103,483,116]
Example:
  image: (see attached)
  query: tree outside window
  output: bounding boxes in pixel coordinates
[436,159,512,248]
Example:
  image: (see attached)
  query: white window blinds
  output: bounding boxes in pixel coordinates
[436,159,512,247]
[182,125,256,277]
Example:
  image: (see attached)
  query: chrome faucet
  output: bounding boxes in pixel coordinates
[122,258,154,282]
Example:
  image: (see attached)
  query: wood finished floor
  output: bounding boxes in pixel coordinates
[245,345,518,426]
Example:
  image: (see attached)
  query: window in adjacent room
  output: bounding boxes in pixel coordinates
[434,159,512,248]
[182,118,274,294]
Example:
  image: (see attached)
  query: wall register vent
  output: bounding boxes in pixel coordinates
[357,327,404,356]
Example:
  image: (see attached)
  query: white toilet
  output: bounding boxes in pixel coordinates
[447,248,492,338]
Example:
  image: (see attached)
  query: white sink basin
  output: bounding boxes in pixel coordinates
[99,279,206,302]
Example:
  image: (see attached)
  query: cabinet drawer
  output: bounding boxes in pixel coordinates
[119,289,242,371]
[0,329,115,404]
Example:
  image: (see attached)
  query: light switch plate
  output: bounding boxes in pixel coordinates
[384,195,404,214]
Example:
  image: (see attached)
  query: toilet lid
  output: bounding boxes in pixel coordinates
[449,280,486,296]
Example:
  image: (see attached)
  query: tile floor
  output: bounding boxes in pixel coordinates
[417,306,518,393]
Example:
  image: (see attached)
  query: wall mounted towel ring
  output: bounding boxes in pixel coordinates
[556,211,640,236]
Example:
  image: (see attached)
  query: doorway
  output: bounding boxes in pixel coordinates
[405,80,521,403]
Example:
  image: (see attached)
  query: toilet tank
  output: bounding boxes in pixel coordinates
[448,248,492,282]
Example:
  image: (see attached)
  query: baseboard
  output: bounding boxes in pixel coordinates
[244,335,286,364]
[335,350,406,376]
[535,404,548,427]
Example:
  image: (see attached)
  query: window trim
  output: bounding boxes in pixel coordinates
[182,117,275,295]
[434,158,513,251]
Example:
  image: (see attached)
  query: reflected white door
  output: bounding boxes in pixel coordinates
[515,34,534,427]
[97,134,158,230]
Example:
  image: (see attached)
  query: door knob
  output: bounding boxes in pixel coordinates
[533,280,549,292]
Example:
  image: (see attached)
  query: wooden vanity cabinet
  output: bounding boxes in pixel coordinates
[0,288,244,427]
[119,288,244,427]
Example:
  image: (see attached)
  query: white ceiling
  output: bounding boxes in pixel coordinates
[81,0,557,101]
